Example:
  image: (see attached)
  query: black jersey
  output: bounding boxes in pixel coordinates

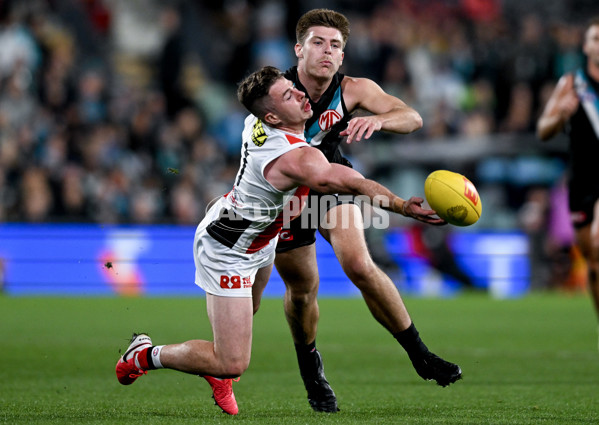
[275,67,355,253]
[284,66,352,165]
[567,68,599,227]
[569,68,599,185]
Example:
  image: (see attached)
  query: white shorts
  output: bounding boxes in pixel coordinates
[193,212,276,298]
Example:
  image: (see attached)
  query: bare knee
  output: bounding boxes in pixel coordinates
[219,358,249,378]
[213,349,250,378]
[342,255,378,284]
[285,278,318,305]
[277,254,319,304]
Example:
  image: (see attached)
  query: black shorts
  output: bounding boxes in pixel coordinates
[568,178,599,228]
[276,191,355,253]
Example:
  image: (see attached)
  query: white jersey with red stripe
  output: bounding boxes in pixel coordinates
[193,115,309,297]
[199,114,309,255]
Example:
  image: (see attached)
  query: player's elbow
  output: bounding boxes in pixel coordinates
[536,122,553,141]
[402,109,423,133]
[309,176,337,194]
[412,112,423,131]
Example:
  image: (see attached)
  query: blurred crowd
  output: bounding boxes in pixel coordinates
[0,0,596,225]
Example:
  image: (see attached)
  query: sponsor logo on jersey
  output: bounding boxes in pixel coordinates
[279,230,293,241]
[220,275,253,289]
[318,109,342,131]
[571,211,587,225]
[252,120,267,146]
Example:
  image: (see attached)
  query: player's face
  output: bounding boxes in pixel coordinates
[266,77,313,130]
[584,24,599,67]
[296,26,345,80]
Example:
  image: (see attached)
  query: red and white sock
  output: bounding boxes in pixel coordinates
[135,345,165,370]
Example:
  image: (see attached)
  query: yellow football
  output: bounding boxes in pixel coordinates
[424,170,482,226]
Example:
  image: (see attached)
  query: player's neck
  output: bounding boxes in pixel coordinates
[588,61,599,82]
[274,123,305,135]
[297,68,332,103]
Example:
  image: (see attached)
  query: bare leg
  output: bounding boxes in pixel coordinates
[275,243,338,412]
[275,244,320,344]
[154,265,272,415]
[575,199,599,322]
[252,264,273,314]
[320,203,412,333]
[589,200,599,320]
[320,203,461,387]
[115,285,258,416]
[159,294,253,378]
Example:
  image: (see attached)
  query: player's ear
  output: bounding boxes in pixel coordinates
[264,111,281,126]
[294,43,303,59]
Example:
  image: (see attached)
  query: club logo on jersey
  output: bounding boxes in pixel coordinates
[252,120,267,146]
[318,109,342,131]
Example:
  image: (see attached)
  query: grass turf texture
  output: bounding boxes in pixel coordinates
[1,293,599,424]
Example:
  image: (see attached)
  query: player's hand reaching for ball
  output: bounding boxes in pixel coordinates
[402,197,447,226]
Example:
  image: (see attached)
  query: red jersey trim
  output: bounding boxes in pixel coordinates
[285,134,305,145]
[245,185,310,254]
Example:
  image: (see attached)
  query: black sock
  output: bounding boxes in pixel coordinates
[295,341,318,377]
[393,323,429,360]
[295,340,316,354]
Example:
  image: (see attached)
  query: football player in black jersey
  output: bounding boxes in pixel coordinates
[116,65,444,416]
[537,17,599,347]
[254,8,462,413]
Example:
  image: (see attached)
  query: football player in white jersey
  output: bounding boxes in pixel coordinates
[115,66,444,415]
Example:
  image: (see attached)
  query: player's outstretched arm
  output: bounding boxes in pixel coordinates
[537,74,579,141]
[266,146,445,225]
[340,77,423,143]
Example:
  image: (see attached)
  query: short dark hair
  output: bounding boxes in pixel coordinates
[296,9,350,48]
[587,16,599,30]
[584,16,599,45]
[237,66,284,119]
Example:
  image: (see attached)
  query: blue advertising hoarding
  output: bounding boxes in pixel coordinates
[0,224,529,297]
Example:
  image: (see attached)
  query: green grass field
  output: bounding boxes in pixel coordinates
[2,293,599,424]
